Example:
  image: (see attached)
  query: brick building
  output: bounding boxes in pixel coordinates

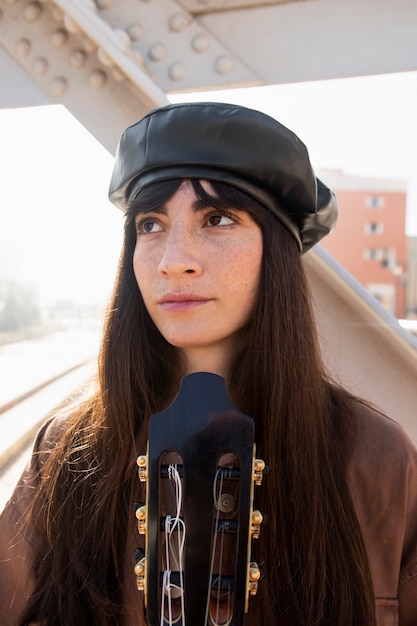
[318,170,407,318]
[407,237,417,318]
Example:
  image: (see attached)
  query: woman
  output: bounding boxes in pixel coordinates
[1,102,416,626]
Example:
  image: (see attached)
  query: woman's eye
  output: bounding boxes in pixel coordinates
[136,218,162,234]
[207,212,235,227]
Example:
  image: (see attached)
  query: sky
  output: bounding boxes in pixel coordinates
[0,70,416,306]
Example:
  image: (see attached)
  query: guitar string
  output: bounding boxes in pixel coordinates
[161,464,186,626]
[204,467,233,626]
[161,464,235,626]
[161,465,186,626]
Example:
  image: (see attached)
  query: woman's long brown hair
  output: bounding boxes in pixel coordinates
[19,179,376,625]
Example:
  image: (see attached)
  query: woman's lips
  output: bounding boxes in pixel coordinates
[158,294,212,312]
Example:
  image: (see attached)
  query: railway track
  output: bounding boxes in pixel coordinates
[0,359,96,510]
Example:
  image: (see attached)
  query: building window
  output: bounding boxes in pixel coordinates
[364,222,384,235]
[364,248,380,261]
[363,247,396,267]
[380,247,396,269]
[366,195,385,208]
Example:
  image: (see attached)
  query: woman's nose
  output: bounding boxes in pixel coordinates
[158,227,202,278]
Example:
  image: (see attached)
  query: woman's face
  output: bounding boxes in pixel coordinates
[133,180,263,376]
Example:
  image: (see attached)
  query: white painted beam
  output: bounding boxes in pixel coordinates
[0,0,168,153]
[200,0,417,85]
[0,45,50,108]
[304,246,417,444]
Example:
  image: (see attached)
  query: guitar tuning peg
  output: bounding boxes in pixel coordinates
[253,458,266,485]
[247,561,261,596]
[137,455,148,482]
[135,504,147,534]
[134,557,146,591]
[251,509,263,539]
[134,547,145,561]
[260,512,269,525]
[262,463,271,476]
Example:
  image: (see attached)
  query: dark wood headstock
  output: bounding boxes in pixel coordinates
[134,372,266,625]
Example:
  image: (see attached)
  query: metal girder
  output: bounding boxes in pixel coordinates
[1,0,416,152]
[0,0,168,152]
[83,0,261,92]
[0,44,51,107]
[177,0,309,15]
[199,0,417,84]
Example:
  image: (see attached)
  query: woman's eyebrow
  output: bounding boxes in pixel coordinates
[192,198,224,212]
[134,197,225,216]
[134,205,167,216]
[192,198,209,212]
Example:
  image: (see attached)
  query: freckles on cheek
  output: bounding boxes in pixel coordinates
[133,249,159,311]
[133,268,146,297]
[133,243,148,273]
[232,242,262,274]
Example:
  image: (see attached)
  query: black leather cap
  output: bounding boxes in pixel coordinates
[108,102,337,253]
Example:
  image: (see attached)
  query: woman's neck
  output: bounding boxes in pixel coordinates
[181,345,232,380]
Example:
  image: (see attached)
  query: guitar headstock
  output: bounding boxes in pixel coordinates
[134,372,266,625]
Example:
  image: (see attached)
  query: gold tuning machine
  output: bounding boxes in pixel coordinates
[135,452,148,604]
[247,562,261,596]
[251,510,263,539]
[135,505,147,535]
[134,557,146,591]
[253,458,265,486]
[137,455,147,482]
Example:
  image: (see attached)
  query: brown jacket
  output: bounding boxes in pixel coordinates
[1,403,417,625]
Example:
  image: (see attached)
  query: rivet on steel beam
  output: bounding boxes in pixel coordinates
[51,76,68,96]
[191,33,210,53]
[33,57,48,75]
[51,29,68,48]
[16,38,31,58]
[63,15,80,34]
[148,43,166,62]
[214,55,234,75]
[89,69,107,89]
[168,62,186,82]
[98,48,114,67]
[69,50,87,69]
[114,28,131,52]
[126,22,143,42]
[169,13,191,33]
[24,2,42,21]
